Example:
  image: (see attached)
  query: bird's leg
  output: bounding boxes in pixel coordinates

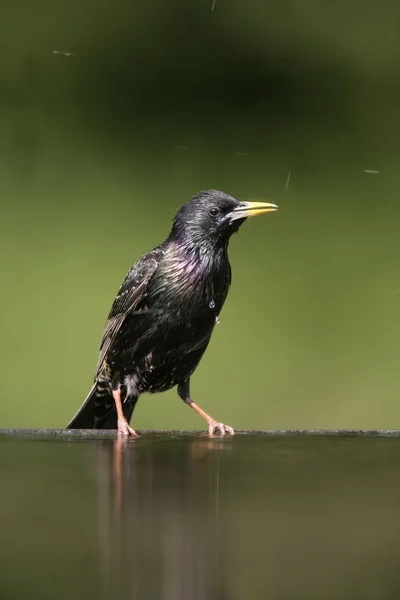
[178,380,235,436]
[112,387,140,439]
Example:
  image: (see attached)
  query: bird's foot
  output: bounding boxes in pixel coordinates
[117,418,140,439]
[208,421,235,436]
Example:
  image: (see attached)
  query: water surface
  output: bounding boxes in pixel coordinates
[1,434,400,599]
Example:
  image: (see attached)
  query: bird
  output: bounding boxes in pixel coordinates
[67,190,277,438]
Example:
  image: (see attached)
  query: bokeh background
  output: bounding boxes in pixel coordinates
[1,0,400,430]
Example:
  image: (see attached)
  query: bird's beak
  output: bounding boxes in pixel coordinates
[228,201,278,222]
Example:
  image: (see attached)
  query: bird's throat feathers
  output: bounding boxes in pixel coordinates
[146,238,230,321]
[163,238,229,288]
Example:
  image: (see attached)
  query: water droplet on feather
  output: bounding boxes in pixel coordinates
[209,300,216,309]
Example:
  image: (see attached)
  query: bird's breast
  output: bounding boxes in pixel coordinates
[152,248,231,314]
[112,249,231,377]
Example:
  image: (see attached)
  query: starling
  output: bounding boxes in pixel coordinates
[67,190,277,438]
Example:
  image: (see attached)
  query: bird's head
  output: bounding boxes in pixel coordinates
[170,190,278,250]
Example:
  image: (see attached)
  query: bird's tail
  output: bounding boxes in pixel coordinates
[66,383,135,430]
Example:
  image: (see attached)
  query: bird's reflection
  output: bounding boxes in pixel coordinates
[95,435,233,599]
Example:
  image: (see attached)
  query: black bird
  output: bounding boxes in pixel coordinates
[67,190,277,438]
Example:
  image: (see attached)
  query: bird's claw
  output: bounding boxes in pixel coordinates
[117,418,140,439]
[208,421,235,436]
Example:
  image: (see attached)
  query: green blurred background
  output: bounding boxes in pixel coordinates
[1,0,400,430]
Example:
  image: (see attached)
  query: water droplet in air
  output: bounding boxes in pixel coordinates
[209,300,216,309]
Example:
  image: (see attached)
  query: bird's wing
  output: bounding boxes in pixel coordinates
[94,248,162,378]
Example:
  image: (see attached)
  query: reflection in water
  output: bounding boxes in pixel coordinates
[2,436,400,599]
[96,436,232,599]
[91,436,400,600]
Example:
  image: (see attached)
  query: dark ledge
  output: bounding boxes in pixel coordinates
[0,428,400,439]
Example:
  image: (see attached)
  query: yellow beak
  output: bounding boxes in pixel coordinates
[229,201,278,221]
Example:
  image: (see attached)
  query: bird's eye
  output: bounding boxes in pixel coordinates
[208,207,220,217]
